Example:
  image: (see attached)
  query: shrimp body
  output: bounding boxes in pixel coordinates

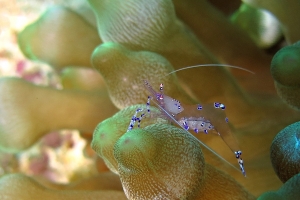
[178,117,214,134]
[143,80,246,177]
[161,95,184,115]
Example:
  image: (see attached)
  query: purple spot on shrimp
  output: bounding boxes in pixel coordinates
[194,129,199,133]
[235,151,242,158]
[197,104,202,110]
[204,129,208,134]
[225,117,229,123]
[156,94,161,100]
[183,122,189,130]
[214,102,220,108]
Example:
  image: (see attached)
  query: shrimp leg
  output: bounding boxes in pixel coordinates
[127,96,152,131]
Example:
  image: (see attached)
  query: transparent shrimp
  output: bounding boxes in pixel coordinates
[127,98,242,176]
[127,64,252,176]
[142,80,246,177]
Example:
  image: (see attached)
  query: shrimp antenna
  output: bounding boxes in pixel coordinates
[151,99,242,174]
[166,64,255,76]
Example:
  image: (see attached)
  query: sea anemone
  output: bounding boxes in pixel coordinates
[270,121,300,183]
[1,0,300,199]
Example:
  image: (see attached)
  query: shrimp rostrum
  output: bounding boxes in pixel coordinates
[128,80,246,177]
